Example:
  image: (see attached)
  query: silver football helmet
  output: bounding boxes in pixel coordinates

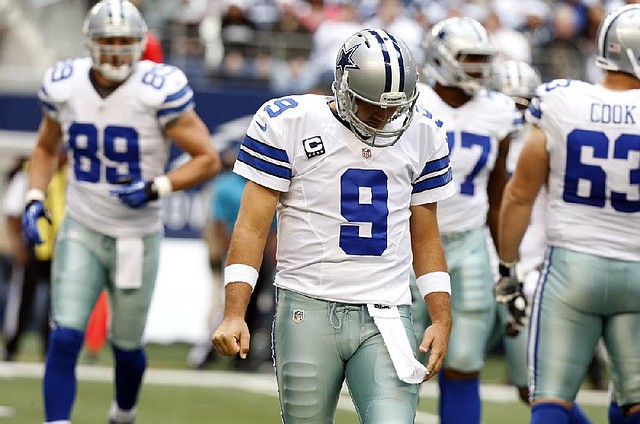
[488,60,541,109]
[595,4,640,79]
[333,28,419,147]
[423,17,496,94]
[83,0,148,82]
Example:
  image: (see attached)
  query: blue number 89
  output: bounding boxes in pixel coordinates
[68,122,141,184]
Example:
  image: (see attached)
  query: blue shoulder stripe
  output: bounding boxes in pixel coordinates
[419,156,449,178]
[237,149,291,180]
[412,168,453,194]
[528,103,542,119]
[39,99,56,112]
[242,135,289,163]
[164,85,190,103]
[157,96,194,117]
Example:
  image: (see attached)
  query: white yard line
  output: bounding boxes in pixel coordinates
[0,361,608,423]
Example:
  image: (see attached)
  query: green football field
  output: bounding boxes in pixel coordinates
[0,334,609,423]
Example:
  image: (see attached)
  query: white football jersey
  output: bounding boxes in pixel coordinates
[417,84,517,233]
[528,79,640,261]
[234,94,456,305]
[39,58,194,238]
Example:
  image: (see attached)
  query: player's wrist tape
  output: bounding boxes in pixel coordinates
[224,264,259,290]
[416,271,451,298]
[25,188,45,205]
[152,175,173,198]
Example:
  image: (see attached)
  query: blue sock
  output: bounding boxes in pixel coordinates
[43,327,84,421]
[626,411,640,424]
[438,372,480,424]
[112,345,147,410]
[569,403,592,424]
[531,403,571,424]
[610,402,626,424]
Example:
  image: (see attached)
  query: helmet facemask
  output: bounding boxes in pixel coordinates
[87,37,146,82]
[333,29,419,148]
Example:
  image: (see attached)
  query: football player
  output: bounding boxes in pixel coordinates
[212,28,455,423]
[410,16,516,424]
[490,60,593,423]
[497,5,640,423]
[21,1,220,423]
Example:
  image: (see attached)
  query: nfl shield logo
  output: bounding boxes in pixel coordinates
[362,148,372,158]
[292,309,304,323]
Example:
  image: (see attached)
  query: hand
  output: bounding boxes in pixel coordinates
[494,262,528,337]
[110,177,158,209]
[211,317,251,359]
[418,321,451,381]
[22,200,51,246]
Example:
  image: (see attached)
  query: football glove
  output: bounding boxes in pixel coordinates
[494,261,528,337]
[110,177,159,209]
[22,199,51,246]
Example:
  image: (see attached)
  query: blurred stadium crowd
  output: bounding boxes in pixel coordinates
[0,0,637,94]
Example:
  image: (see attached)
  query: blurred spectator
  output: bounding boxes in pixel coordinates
[294,1,362,94]
[483,9,531,63]
[269,0,314,94]
[218,2,259,79]
[365,0,425,64]
[532,3,588,81]
[297,0,342,32]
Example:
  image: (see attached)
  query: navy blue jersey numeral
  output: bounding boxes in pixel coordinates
[339,169,389,256]
[447,131,491,196]
[564,129,640,212]
[68,122,141,183]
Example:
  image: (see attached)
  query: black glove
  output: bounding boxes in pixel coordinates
[494,261,528,337]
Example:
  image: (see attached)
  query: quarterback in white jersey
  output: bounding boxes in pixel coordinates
[413,17,518,424]
[498,5,640,424]
[214,29,455,423]
[21,1,219,423]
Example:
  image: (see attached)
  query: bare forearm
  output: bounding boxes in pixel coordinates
[223,282,253,319]
[29,145,59,191]
[498,189,534,263]
[166,154,219,192]
[425,292,452,328]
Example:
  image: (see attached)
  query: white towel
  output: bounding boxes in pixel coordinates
[115,238,144,289]
[367,304,428,384]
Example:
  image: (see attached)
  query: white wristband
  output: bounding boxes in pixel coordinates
[416,271,451,298]
[25,188,45,205]
[153,175,173,198]
[224,264,259,290]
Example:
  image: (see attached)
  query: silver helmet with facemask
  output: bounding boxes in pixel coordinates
[333,28,419,148]
[423,17,496,95]
[83,0,148,82]
[488,60,541,110]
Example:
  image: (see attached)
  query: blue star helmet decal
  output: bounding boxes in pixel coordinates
[336,44,360,74]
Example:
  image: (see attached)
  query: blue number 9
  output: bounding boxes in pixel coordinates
[339,169,388,256]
